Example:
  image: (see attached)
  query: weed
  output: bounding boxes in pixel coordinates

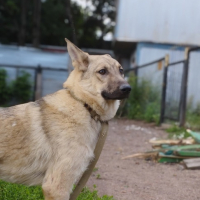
[122,73,161,124]
[77,187,114,200]
[96,174,101,179]
[186,102,200,130]
[166,124,191,139]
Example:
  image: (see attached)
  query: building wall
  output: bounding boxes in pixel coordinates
[115,0,200,46]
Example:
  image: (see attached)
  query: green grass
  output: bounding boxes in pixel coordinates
[166,124,191,139]
[0,180,114,200]
[0,180,44,200]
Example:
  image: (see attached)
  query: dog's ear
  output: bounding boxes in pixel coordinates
[65,38,89,71]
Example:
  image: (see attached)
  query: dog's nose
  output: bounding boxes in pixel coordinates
[120,84,132,93]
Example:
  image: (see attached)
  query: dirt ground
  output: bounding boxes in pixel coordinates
[86,119,200,200]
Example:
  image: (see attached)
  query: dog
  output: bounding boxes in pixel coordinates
[0,39,131,200]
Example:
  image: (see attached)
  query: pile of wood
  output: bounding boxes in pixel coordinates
[122,129,200,169]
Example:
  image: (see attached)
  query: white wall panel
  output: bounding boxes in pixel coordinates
[115,0,200,46]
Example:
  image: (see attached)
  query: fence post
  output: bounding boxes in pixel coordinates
[32,69,37,101]
[159,54,169,124]
[35,65,42,100]
[179,48,190,127]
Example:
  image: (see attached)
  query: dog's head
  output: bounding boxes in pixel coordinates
[64,39,131,100]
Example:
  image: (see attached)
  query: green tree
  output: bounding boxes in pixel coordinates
[40,0,84,46]
[0,0,116,48]
[79,0,116,48]
[0,0,20,44]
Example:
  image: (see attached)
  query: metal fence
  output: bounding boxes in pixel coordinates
[160,57,185,124]
[125,47,200,126]
[0,64,68,101]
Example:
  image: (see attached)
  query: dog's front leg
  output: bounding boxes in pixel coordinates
[42,168,70,200]
[42,148,93,200]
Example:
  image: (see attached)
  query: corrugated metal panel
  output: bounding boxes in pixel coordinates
[136,43,185,65]
[188,51,200,106]
[115,0,200,46]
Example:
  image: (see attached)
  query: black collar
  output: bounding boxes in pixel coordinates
[84,103,102,122]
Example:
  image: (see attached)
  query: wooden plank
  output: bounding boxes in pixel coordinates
[158,152,189,159]
[183,158,200,163]
[175,144,200,150]
[149,138,195,145]
[183,159,200,169]
[158,152,183,163]
[175,150,200,157]
[158,157,182,163]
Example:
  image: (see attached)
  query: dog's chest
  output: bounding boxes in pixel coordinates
[47,114,101,152]
[40,98,102,152]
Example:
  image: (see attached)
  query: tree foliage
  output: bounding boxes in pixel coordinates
[79,0,116,48]
[0,0,116,48]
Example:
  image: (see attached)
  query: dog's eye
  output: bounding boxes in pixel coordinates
[119,68,124,74]
[99,69,106,75]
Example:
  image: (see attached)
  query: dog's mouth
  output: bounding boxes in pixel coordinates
[101,84,132,100]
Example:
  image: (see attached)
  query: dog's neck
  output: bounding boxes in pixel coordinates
[65,87,119,122]
[66,88,104,122]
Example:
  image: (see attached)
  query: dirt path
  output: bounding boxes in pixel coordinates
[86,119,200,200]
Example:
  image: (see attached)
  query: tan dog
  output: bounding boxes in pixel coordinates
[0,39,131,200]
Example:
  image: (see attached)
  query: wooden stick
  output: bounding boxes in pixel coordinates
[122,152,158,160]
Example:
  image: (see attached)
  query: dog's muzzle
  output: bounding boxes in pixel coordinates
[102,83,132,100]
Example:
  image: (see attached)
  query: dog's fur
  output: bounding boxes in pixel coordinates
[0,39,131,200]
